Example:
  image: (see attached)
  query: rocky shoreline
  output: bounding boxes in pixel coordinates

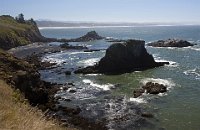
[2,14,195,130]
[3,36,194,130]
[5,38,164,130]
[5,43,109,130]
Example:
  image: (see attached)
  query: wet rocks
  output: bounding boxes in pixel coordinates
[142,82,167,94]
[75,39,169,74]
[25,54,56,70]
[65,71,71,75]
[68,89,76,93]
[84,49,102,52]
[133,88,145,98]
[74,65,98,74]
[60,42,88,50]
[133,82,167,98]
[59,106,81,115]
[148,39,195,47]
[141,112,154,118]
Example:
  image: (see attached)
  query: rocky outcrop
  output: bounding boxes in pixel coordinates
[0,50,52,105]
[75,39,169,74]
[73,31,104,42]
[133,82,167,98]
[147,39,195,47]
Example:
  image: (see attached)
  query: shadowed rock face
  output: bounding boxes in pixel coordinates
[75,39,169,74]
[147,39,195,47]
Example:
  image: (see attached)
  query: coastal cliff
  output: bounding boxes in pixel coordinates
[0,15,53,50]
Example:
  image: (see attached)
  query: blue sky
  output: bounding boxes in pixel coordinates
[1,0,200,23]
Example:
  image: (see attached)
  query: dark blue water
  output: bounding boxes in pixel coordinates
[40,26,200,130]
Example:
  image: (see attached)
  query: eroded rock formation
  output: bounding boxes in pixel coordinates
[75,39,169,74]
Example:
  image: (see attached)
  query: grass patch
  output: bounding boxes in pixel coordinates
[0,80,75,130]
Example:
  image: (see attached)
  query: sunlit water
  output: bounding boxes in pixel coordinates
[40,26,200,130]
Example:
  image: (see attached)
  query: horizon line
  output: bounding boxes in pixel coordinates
[36,19,200,24]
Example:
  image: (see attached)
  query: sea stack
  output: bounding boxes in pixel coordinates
[75,39,169,74]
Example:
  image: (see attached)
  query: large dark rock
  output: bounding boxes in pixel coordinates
[142,82,167,94]
[133,82,167,98]
[74,31,104,42]
[147,39,195,47]
[75,39,169,74]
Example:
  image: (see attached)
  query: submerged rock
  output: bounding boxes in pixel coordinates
[75,39,169,74]
[147,39,195,47]
[65,71,71,75]
[141,112,154,118]
[84,49,102,52]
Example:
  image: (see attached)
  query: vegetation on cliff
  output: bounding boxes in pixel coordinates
[0,14,49,50]
[0,80,73,130]
[0,49,76,130]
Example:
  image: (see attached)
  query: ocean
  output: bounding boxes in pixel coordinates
[39,25,200,130]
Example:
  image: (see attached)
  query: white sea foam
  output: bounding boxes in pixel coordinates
[86,74,101,76]
[190,47,200,51]
[78,58,100,67]
[41,52,68,64]
[184,68,200,79]
[129,97,147,103]
[153,54,178,67]
[155,59,179,67]
[69,51,92,55]
[42,56,65,65]
[82,79,114,91]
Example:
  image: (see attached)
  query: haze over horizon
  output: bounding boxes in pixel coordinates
[1,0,200,24]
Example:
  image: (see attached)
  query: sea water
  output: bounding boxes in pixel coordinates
[40,25,200,130]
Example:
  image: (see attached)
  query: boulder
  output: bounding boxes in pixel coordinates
[75,39,169,74]
[148,39,195,47]
[133,82,167,98]
[65,71,71,75]
[142,82,167,94]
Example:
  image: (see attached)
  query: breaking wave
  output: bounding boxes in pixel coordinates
[184,68,200,80]
[83,79,114,91]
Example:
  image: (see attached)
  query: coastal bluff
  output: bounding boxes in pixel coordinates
[75,39,169,74]
[0,15,54,50]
